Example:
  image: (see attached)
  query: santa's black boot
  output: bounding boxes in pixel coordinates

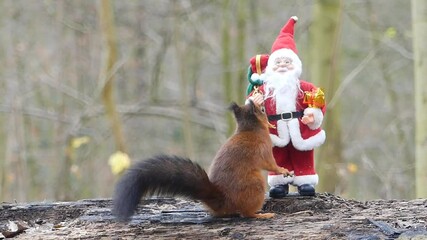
[269,184,289,198]
[297,184,315,196]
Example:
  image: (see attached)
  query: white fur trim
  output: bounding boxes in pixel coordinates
[304,108,324,130]
[267,49,302,77]
[288,119,326,151]
[270,120,291,147]
[251,73,260,81]
[293,174,319,186]
[270,132,290,147]
[268,174,294,187]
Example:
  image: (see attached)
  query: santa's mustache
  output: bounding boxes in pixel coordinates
[275,67,290,73]
[263,68,302,99]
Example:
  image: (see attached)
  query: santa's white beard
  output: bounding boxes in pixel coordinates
[263,69,301,112]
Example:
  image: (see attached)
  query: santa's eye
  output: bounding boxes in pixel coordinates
[274,57,292,66]
[260,106,266,113]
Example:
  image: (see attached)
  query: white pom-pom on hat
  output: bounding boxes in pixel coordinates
[251,73,260,81]
[251,73,266,82]
[291,16,298,22]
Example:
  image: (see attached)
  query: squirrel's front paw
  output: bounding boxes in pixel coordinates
[278,167,293,177]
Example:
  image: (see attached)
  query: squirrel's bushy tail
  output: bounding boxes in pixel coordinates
[112,155,224,220]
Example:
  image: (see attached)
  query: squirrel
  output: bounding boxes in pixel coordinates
[112,100,291,220]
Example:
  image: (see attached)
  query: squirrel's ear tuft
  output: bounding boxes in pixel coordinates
[228,102,239,111]
[228,102,241,116]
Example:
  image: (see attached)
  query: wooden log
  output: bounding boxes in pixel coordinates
[1,194,426,239]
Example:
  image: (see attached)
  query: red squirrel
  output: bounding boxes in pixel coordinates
[113,100,290,220]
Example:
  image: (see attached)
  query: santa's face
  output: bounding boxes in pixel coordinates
[271,56,294,74]
[263,55,301,101]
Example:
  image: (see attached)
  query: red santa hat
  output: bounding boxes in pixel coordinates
[267,16,302,76]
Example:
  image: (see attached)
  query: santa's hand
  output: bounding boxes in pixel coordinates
[301,113,314,125]
[249,93,264,106]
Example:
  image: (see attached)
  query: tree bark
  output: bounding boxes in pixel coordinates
[412,0,427,198]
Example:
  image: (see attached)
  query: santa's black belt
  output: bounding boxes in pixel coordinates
[267,111,304,121]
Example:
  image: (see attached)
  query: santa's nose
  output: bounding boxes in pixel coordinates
[278,62,287,67]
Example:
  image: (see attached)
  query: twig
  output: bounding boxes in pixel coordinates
[328,50,376,108]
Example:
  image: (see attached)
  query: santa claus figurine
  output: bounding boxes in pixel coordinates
[247,16,326,197]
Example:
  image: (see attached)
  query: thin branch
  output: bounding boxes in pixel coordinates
[380,38,413,60]
[344,10,413,60]
[39,75,94,106]
[95,56,128,101]
[0,103,227,134]
[328,49,376,108]
[0,105,74,124]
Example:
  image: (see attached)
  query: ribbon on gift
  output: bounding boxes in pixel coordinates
[303,88,325,108]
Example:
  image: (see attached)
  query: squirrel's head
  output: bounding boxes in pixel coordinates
[229,100,270,132]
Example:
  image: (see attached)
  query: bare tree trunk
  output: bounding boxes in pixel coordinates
[412,0,427,198]
[0,1,8,200]
[310,0,343,194]
[172,2,194,159]
[222,0,234,136]
[51,0,73,201]
[2,1,29,201]
[0,122,4,200]
[98,0,127,153]
[235,0,247,104]
[248,0,262,51]
[4,80,27,201]
[150,29,171,103]
[56,137,74,200]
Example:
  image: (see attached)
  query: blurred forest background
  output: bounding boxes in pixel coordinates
[1,0,426,202]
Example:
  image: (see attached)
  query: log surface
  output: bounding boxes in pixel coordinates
[1,193,427,239]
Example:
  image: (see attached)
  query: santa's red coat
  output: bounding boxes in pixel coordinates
[248,80,326,186]
[249,80,326,151]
